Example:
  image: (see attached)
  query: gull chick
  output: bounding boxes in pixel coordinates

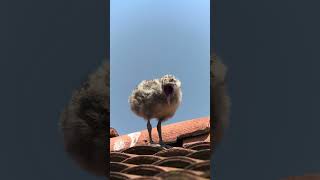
[129,75,182,146]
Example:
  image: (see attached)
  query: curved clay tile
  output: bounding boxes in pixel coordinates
[185,161,210,172]
[110,162,132,172]
[200,170,211,179]
[110,172,142,180]
[121,145,165,155]
[184,142,211,150]
[122,155,163,165]
[110,152,132,162]
[132,177,162,180]
[121,164,166,176]
[110,117,210,152]
[152,156,199,169]
[156,170,207,180]
[153,147,196,157]
[186,149,211,160]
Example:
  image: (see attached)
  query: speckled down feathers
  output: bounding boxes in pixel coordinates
[129,75,182,121]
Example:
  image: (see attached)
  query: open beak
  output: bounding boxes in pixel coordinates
[163,84,174,105]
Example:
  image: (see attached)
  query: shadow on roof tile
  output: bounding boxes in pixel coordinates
[110,162,132,172]
[132,177,162,180]
[183,142,211,150]
[155,170,208,180]
[122,155,163,165]
[121,145,165,155]
[110,172,141,180]
[110,152,133,162]
[152,156,199,169]
[186,149,211,160]
[153,147,196,157]
[120,164,166,176]
[182,133,210,145]
[185,161,210,172]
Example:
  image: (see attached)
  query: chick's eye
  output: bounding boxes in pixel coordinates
[169,79,174,82]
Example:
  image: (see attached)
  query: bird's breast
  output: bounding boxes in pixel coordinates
[151,99,180,120]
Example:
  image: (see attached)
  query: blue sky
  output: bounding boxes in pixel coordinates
[110,0,210,135]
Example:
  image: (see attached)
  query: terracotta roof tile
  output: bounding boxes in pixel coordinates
[110,172,142,180]
[133,176,162,180]
[183,133,210,145]
[110,117,210,152]
[152,156,202,169]
[110,117,211,179]
[156,170,209,180]
[186,149,211,160]
[110,162,134,172]
[110,152,133,162]
[132,177,162,180]
[122,155,163,165]
[121,145,165,155]
[153,147,196,157]
[185,161,210,172]
[183,141,211,150]
[121,164,167,176]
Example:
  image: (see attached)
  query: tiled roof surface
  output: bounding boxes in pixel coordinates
[110,117,211,180]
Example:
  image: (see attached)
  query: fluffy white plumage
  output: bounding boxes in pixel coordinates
[128,74,182,146]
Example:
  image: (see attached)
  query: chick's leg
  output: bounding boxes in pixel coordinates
[147,119,154,144]
[157,119,171,148]
[157,119,165,146]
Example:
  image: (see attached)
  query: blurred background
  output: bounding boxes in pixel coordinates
[213,0,320,179]
[2,0,106,179]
